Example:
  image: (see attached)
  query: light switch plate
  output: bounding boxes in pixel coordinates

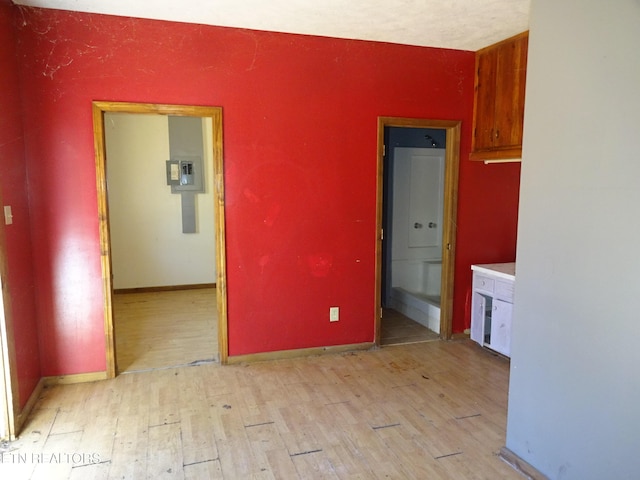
[329,306,339,322]
[4,206,12,225]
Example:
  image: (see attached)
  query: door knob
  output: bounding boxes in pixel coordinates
[414,222,423,229]
[428,222,437,228]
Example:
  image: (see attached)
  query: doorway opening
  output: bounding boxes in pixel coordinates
[375,117,460,346]
[0,218,17,440]
[93,102,228,377]
[0,269,12,440]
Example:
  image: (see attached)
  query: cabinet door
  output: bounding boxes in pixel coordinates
[493,33,528,150]
[473,47,498,151]
[470,31,528,161]
[470,292,486,346]
[490,299,512,357]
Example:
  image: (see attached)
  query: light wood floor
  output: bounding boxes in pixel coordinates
[113,292,435,368]
[0,341,520,479]
[114,289,218,372]
[381,308,440,346]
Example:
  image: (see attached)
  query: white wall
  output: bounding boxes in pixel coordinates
[106,113,216,289]
[506,1,640,478]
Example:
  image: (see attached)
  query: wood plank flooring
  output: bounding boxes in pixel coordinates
[0,341,520,479]
[113,291,435,369]
[113,289,218,372]
[381,308,440,346]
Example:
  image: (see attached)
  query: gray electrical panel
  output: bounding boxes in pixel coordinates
[166,156,204,193]
[166,116,206,234]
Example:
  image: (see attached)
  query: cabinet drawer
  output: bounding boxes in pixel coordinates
[495,280,514,302]
[474,274,494,293]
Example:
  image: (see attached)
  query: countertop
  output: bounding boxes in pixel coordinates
[471,262,515,281]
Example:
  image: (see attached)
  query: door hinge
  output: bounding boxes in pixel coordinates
[383,144,386,156]
[380,229,384,241]
[380,308,383,319]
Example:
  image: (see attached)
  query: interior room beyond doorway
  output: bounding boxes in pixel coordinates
[114,288,217,372]
[381,126,448,346]
[104,111,219,373]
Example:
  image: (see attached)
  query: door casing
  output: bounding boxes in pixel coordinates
[0,203,18,440]
[375,117,461,344]
[92,101,228,376]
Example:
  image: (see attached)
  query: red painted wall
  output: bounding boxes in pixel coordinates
[10,6,519,372]
[0,0,41,407]
[456,162,520,330]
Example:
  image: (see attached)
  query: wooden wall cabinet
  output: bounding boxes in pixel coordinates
[470,32,528,161]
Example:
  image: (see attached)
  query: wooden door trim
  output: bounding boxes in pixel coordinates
[92,101,228,376]
[0,195,18,440]
[375,117,461,344]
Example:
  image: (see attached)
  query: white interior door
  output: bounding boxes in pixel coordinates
[394,148,444,249]
[409,152,443,247]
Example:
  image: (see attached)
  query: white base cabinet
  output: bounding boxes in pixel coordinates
[470,263,515,357]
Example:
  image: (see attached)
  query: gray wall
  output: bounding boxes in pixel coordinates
[506,0,640,478]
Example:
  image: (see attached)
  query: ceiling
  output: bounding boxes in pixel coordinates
[12,0,530,51]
